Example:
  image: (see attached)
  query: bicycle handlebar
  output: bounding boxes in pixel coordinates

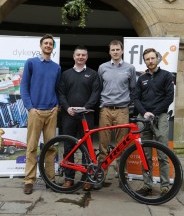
[73,108,155,134]
[130,116,155,134]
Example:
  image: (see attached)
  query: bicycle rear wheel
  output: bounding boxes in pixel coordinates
[39,135,88,193]
[119,140,183,205]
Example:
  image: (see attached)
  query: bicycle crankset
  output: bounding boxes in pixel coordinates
[87,164,105,184]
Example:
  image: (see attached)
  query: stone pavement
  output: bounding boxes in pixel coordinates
[0,157,184,216]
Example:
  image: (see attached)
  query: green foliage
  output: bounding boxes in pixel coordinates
[61,0,91,28]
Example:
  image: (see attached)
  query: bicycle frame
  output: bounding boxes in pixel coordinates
[61,115,149,173]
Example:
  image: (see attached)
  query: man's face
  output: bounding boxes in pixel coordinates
[73,49,88,65]
[144,51,158,72]
[109,44,123,61]
[40,38,54,55]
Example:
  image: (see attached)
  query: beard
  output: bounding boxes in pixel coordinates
[148,64,157,71]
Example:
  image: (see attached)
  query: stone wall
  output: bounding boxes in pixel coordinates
[147,0,184,150]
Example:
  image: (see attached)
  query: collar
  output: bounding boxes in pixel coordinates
[111,59,123,66]
[146,67,160,75]
[73,65,86,72]
[39,55,51,62]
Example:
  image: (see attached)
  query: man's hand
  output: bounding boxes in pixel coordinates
[67,107,76,116]
[67,107,86,116]
[144,112,154,119]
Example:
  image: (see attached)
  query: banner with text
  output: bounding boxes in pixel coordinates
[0,35,60,177]
[124,37,179,126]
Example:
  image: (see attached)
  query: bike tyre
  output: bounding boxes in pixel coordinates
[39,135,88,193]
[119,140,183,205]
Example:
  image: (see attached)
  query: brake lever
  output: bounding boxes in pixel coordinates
[147,116,157,134]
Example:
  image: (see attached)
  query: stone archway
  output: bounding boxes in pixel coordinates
[0,0,26,22]
[0,0,164,37]
[100,0,164,37]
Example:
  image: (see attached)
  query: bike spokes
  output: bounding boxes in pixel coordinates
[39,135,87,193]
[119,141,183,205]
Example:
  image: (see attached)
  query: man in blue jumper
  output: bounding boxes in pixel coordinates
[20,34,61,194]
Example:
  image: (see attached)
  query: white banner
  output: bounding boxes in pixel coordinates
[0,35,60,61]
[124,37,179,72]
[0,35,60,177]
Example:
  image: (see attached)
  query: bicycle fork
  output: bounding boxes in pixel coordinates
[134,138,149,172]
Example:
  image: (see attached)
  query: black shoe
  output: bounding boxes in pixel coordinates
[136,187,152,196]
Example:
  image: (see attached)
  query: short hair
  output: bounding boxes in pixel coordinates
[40,34,55,46]
[74,45,88,52]
[109,40,124,50]
[143,48,158,60]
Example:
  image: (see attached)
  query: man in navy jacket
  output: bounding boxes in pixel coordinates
[134,48,174,196]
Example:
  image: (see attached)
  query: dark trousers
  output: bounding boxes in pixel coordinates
[61,110,94,180]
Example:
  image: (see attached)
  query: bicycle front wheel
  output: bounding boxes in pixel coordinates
[119,140,183,205]
[39,135,88,193]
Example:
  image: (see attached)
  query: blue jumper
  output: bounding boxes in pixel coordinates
[20,57,61,110]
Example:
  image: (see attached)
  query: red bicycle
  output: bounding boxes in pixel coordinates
[39,108,183,205]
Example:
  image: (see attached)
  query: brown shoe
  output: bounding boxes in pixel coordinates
[62,180,73,188]
[24,184,33,195]
[83,182,92,191]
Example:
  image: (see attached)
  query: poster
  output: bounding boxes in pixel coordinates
[0,35,60,177]
[124,37,179,121]
[123,37,180,177]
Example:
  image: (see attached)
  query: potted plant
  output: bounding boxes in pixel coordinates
[61,0,91,28]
